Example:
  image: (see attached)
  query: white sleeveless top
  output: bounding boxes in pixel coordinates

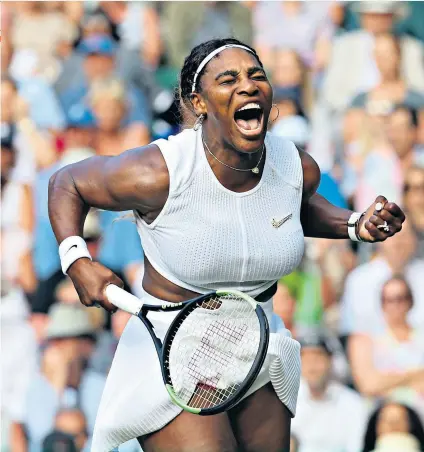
[135,127,305,297]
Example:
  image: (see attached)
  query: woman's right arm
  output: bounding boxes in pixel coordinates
[348,334,424,397]
[48,144,169,311]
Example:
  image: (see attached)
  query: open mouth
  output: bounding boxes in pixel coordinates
[234,103,264,136]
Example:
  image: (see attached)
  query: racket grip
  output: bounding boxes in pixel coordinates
[105,284,143,316]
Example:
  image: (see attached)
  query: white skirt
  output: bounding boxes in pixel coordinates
[92,288,301,452]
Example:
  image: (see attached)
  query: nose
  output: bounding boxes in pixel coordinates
[237,76,259,97]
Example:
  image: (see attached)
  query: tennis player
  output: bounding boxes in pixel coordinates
[48,38,405,452]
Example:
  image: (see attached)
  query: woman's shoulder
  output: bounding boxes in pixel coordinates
[265,133,304,189]
[151,127,200,195]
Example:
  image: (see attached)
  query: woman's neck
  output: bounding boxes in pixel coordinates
[379,74,403,86]
[388,322,412,341]
[201,127,265,191]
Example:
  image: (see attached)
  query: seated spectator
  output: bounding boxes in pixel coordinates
[270,87,310,148]
[55,12,162,112]
[8,1,78,81]
[322,1,424,114]
[349,277,424,414]
[59,35,151,130]
[270,49,313,114]
[339,220,424,337]
[90,78,150,155]
[387,105,424,173]
[349,34,424,113]
[403,165,424,258]
[8,49,67,132]
[10,304,106,452]
[53,408,88,451]
[362,402,424,452]
[345,104,404,212]
[292,334,367,452]
[162,2,252,68]
[99,1,162,69]
[1,77,56,177]
[253,2,329,69]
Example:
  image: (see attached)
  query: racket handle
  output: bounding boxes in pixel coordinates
[105,284,143,316]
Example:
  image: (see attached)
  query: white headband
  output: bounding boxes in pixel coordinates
[191,44,255,93]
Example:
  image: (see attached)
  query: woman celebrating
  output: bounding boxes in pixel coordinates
[48,38,405,452]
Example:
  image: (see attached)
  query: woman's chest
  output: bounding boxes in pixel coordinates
[157,182,305,284]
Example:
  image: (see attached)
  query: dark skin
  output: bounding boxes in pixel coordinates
[48,48,405,452]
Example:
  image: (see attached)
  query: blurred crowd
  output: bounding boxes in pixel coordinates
[1,2,424,452]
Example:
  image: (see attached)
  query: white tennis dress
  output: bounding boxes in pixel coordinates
[92,127,304,451]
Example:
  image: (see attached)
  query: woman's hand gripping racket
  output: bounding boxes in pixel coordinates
[105,285,269,415]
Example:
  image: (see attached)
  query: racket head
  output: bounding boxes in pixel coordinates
[161,289,269,415]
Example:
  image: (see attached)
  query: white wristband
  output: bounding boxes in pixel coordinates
[59,236,92,275]
[347,212,364,242]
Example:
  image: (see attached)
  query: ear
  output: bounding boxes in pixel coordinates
[189,93,207,117]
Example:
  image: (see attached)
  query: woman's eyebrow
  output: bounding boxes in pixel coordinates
[215,69,239,81]
[247,66,265,75]
[215,66,265,81]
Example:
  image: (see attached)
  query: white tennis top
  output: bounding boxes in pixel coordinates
[135,126,305,296]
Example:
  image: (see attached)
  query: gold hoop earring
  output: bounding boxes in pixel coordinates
[193,114,205,131]
[270,104,280,123]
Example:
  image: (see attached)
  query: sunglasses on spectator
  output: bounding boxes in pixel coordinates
[404,182,424,193]
[382,294,411,303]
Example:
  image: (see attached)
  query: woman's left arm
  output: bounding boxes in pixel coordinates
[299,149,405,241]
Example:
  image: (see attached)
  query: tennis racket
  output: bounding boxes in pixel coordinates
[105,285,269,415]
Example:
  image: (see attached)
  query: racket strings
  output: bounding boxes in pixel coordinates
[167,295,260,409]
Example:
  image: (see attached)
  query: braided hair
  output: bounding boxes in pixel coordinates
[178,38,263,126]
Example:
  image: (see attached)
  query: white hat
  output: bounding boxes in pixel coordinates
[354,1,407,17]
[46,303,96,340]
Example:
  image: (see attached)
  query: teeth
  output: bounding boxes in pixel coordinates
[237,102,261,112]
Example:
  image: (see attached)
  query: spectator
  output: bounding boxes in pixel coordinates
[89,78,150,155]
[59,34,151,130]
[11,304,106,452]
[270,86,310,148]
[339,220,424,336]
[99,1,162,69]
[349,34,424,113]
[387,105,424,173]
[1,77,56,178]
[53,408,88,451]
[362,402,424,452]
[1,132,38,446]
[349,277,424,414]
[162,2,252,68]
[346,104,404,212]
[8,1,78,82]
[1,127,37,314]
[403,165,424,258]
[55,12,162,111]
[253,1,329,69]
[270,49,313,115]
[292,334,367,452]
[322,1,424,113]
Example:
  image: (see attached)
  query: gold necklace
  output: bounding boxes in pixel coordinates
[202,138,265,174]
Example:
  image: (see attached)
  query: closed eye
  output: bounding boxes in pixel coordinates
[220,78,236,85]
